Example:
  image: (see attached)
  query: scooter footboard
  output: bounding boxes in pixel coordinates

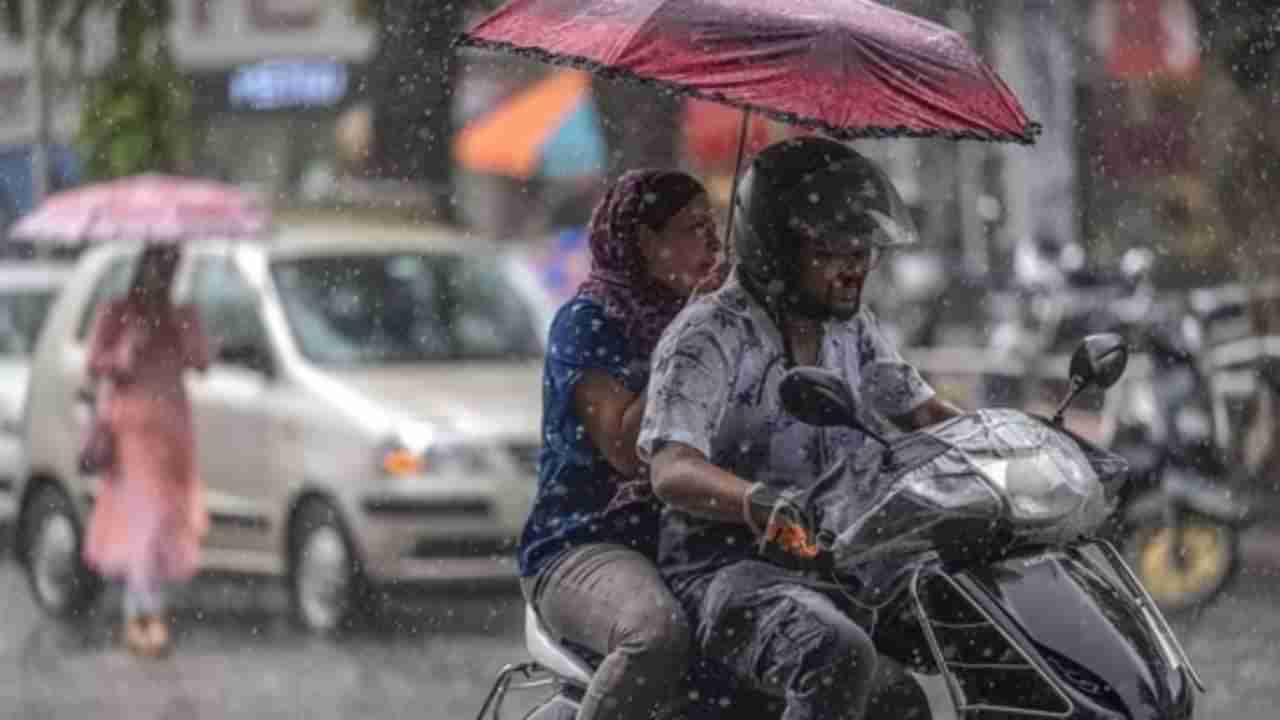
[910,542,1198,720]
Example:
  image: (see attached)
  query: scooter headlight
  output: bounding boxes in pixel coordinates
[976,453,1088,522]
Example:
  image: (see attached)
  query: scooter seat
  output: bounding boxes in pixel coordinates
[525,605,594,686]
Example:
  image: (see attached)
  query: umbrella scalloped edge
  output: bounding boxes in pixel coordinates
[456,35,1043,146]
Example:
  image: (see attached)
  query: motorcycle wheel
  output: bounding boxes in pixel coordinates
[1127,517,1239,614]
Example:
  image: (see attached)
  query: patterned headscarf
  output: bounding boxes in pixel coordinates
[577,169,709,359]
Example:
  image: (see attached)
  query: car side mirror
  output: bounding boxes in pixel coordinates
[1069,333,1129,390]
[216,340,272,376]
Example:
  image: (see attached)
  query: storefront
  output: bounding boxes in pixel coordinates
[187,58,369,201]
[168,1,375,201]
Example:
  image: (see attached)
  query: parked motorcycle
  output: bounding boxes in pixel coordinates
[478,334,1202,720]
[1111,282,1280,614]
[984,245,1156,409]
[1103,299,1248,614]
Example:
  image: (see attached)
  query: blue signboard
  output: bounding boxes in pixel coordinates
[229,60,349,111]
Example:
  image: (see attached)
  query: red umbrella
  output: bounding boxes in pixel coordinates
[10,174,270,246]
[458,0,1040,144]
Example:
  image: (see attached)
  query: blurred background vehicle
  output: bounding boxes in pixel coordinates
[13,212,554,633]
[0,262,68,527]
[1104,281,1280,615]
[982,243,1158,411]
[1101,292,1247,614]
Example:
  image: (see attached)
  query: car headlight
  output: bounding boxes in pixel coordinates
[379,422,488,477]
[976,453,1087,522]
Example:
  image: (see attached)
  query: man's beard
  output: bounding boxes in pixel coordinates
[784,282,861,321]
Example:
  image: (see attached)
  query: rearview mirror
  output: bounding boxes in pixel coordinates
[1069,333,1129,390]
[778,367,859,428]
[217,340,272,375]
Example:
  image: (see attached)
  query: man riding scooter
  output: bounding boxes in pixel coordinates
[641,137,964,720]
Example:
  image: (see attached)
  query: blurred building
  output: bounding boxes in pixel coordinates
[0,7,105,227]
[0,0,1223,288]
[0,2,375,210]
[173,2,375,200]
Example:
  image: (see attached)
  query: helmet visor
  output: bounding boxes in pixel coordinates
[783,159,919,251]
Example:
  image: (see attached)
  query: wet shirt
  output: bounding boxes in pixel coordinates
[518,296,660,578]
[637,272,935,579]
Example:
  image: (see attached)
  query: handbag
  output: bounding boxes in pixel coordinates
[78,381,117,475]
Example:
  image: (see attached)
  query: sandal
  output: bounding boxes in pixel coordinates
[145,616,173,658]
[124,617,153,657]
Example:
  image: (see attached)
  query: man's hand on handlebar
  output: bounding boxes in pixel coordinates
[744,484,821,560]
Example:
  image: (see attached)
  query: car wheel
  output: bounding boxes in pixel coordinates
[288,499,371,634]
[21,484,102,618]
[1127,516,1240,615]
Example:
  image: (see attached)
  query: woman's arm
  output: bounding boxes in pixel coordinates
[574,368,646,477]
[85,303,130,383]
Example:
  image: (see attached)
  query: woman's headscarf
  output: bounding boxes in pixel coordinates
[577,169,708,359]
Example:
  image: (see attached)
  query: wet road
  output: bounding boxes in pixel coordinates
[0,534,1278,719]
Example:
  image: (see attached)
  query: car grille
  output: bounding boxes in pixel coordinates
[362,498,491,519]
[508,443,541,478]
[409,536,517,559]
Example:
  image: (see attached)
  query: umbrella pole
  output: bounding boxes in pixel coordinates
[722,109,752,253]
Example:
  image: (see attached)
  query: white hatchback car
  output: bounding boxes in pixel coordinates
[15,217,551,631]
[0,264,70,523]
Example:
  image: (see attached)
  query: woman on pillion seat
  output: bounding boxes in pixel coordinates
[518,170,723,720]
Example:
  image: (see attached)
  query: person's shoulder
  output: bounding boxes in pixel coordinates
[670,282,753,334]
[655,288,754,363]
[547,295,626,357]
[551,295,613,332]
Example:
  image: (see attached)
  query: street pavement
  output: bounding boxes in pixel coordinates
[0,532,1277,719]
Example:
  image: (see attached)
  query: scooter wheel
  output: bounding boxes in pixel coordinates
[1126,517,1239,615]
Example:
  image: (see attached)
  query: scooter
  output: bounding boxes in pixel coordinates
[984,245,1155,409]
[1105,279,1280,615]
[478,334,1203,720]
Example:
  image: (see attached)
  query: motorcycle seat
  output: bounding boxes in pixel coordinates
[525,605,594,686]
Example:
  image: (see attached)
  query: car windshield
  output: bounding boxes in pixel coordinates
[0,288,57,356]
[270,253,543,366]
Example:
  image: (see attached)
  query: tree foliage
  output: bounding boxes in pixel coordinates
[0,1,189,180]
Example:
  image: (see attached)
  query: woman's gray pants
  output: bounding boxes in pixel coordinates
[522,544,693,720]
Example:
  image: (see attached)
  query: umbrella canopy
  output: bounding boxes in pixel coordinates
[9,173,270,246]
[682,98,777,174]
[455,69,607,181]
[458,0,1040,144]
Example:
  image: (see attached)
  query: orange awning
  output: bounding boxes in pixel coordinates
[455,69,593,179]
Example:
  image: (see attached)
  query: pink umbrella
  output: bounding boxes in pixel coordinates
[459,0,1040,144]
[10,174,270,246]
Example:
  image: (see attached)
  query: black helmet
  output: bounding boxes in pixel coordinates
[733,137,918,305]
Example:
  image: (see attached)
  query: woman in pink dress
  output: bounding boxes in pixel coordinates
[82,246,210,658]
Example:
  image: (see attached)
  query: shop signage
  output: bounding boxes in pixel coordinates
[229,59,349,110]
